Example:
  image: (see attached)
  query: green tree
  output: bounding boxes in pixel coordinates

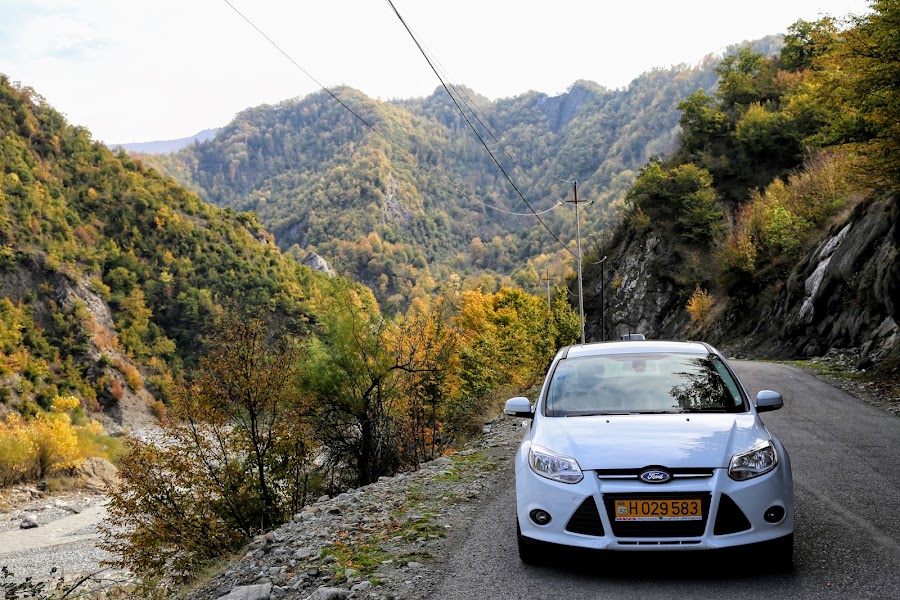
[301,292,457,486]
[678,90,728,155]
[626,162,724,244]
[811,0,900,186]
[779,18,839,72]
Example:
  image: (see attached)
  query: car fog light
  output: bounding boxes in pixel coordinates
[764,506,785,523]
[530,509,552,525]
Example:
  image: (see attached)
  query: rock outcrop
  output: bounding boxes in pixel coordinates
[301,253,336,278]
[585,192,898,367]
[583,230,689,342]
[78,457,120,493]
[0,254,158,433]
[768,192,898,364]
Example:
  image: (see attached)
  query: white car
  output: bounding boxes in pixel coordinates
[505,340,794,565]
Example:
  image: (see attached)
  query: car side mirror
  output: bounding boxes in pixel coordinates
[756,390,784,412]
[504,397,534,419]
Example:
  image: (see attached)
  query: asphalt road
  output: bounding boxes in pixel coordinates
[429,362,900,599]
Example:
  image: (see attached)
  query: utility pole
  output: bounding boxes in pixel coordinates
[598,256,607,341]
[540,269,552,309]
[566,182,586,345]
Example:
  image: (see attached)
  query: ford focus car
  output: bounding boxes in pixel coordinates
[505,340,793,565]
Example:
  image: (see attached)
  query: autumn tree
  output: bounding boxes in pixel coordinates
[302,291,459,486]
[811,0,900,186]
[103,313,315,585]
[448,287,577,435]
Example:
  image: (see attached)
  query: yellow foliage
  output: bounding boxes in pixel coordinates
[0,396,116,484]
[0,414,34,485]
[686,286,715,323]
[52,395,81,412]
[31,411,81,478]
[611,271,623,290]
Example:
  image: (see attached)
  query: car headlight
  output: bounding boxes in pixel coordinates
[528,445,583,484]
[728,441,778,481]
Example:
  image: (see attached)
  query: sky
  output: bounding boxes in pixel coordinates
[0,0,873,144]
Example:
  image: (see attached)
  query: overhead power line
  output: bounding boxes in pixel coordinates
[219,0,562,219]
[383,0,577,258]
[409,31,575,188]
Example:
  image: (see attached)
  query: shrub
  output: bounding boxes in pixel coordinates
[0,396,118,484]
[118,361,144,392]
[30,411,80,479]
[611,271,623,290]
[103,314,319,586]
[686,286,715,322]
[149,399,166,421]
[110,378,125,401]
[0,415,32,485]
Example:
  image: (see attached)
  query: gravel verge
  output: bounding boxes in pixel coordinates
[186,413,524,600]
[779,349,900,417]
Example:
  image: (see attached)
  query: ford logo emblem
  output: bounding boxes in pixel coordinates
[639,469,671,484]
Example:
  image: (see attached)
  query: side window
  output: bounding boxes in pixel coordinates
[710,357,743,407]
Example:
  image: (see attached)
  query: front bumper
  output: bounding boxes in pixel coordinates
[515,446,794,551]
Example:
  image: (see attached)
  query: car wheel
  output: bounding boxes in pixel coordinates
[771,533,794,570]
[517,521,541,564]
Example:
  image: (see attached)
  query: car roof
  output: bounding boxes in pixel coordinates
[564,340,711,359]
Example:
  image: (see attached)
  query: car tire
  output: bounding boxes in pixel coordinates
[517,521,541,564]
[771,533,794,570]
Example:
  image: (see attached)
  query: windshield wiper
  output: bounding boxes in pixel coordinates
[681,407,727,413]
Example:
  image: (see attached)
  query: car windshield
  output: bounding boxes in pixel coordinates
[543,352,746,416]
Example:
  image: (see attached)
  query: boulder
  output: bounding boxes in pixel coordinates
[216,583,272,600]
[303,587,350,600]
[78,456,119,492]
[20,514,38,529]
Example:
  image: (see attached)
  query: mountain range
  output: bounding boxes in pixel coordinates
[110,128,219,155]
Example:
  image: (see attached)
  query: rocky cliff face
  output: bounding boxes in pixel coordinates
[582,229,690,342]
[585,192,898,368]
[535,81,604,133]
[0,255,157,433]
[766,193,898,365]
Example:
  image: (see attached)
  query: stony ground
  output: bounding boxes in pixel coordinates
[185,414,523,600]
[782,348,900,417]
[0,487,124,593]
[0,415,523,600]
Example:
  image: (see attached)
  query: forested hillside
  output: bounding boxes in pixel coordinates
[0,74,356,430]
[142,57,747,305]
[588,3,899,373]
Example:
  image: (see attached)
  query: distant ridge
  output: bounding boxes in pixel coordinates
[110,127,219,154]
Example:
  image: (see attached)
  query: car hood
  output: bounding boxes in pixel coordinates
[531,413,770,470]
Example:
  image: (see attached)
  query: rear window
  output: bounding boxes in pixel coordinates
[543,352,747,417]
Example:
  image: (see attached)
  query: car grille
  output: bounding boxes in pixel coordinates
[602,492,712,538]
[713,493,751,535]
[566,496,604,536]
[595,467,714,481]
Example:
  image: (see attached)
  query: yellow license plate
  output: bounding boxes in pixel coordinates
[614,498,702,521]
